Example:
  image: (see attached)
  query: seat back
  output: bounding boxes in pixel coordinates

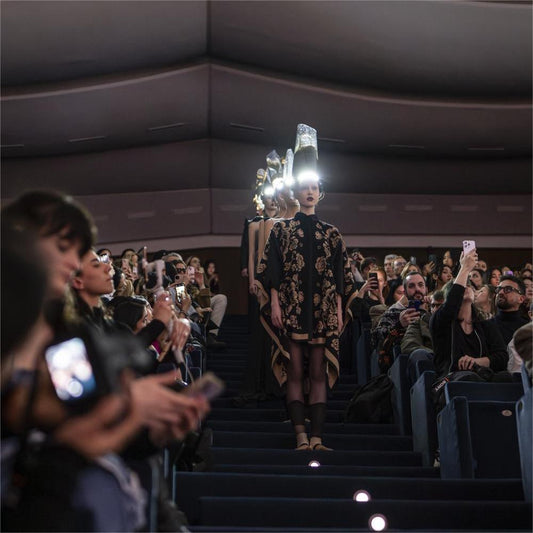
[444,381,524,405]
[516,388,532,501]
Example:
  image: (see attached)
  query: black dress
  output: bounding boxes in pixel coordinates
[256,212,355,388]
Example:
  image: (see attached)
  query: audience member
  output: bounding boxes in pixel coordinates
[488,267,502,288]
[393,256,407,278]
[373,272,428,372]
[350,267,387,324]
[204,259,220,294]
[488,275,529,345]
[475,258,488,272]
[430,250,508,378]
[468,268,485,290]
[473,284,496,319]
[360,257,378,280]
[384,254,398,280]
[430,264,453,293]
[400,261,421,279]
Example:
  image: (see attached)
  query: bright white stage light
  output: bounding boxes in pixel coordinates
[263,185,275,197]
[308,460,320,468]
[353,490,371,502]
[273,178,284,190]
[369,514,388,531]
[297,171,319,184]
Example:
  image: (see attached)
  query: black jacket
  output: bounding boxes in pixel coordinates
[430,284,508,377]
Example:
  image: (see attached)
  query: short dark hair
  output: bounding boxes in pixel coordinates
[403,271,425,291]
[499,274,526,295]
[2,190,95,257]
[361,257,377,272]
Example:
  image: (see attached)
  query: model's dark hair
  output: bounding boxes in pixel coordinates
[2,190,95,257]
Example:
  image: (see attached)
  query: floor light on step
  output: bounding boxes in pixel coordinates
[368,514,388,532]
[308,460,320,468]
[353,490,371,502]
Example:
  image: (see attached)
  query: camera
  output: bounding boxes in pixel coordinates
[45,328,153,414]
[408,300,422,311]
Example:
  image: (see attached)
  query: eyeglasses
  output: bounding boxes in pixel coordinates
[495,286,523,295]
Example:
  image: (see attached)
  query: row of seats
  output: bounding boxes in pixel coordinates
[348,317,531,502]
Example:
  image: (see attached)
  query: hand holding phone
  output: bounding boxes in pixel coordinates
[368,272,379,290]
[184,372,225,401]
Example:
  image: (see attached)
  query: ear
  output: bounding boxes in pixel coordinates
[71,275,84,290]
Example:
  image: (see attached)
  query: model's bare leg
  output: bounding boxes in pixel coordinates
[286,339,308,449]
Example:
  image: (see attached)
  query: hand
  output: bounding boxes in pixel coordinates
[459,250,478,273]
[423,261,436,276]
[399,308,420,328]
[130,372,210,438]
[241,268,249,278]
[54,389,141,459]
[168,317,191,351]
[271,301,283,329]
[152,291,174,326]
[458,355,476,370]
[249,281,258,295]
[180,292,192,313]
[358,279,374,296]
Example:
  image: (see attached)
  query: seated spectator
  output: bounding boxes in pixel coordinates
[401,290,444,385]
[468,268,485,290]
[204,259,221,294]
[519,267,532,281]
[350,267,387,325]
[475,258,488,272]
[360,256,378,280]
[400,261,421,279]
[430,264,453,292]
[521,277,533,317]
[348,250,365,283]
[508,318,532,378]
[442,249,459,275]
[393,256,407,278]
[372,271,428,372]
[473,284,496,319]
[430,249,508,378]
[384,253,398,281]
[488,266,502,288]
[488,274,529,345]
[385,278,405,306]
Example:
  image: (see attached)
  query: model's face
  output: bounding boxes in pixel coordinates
[263,197,277,211]
[489,269,501,287]
[38,230,82,298]
[76,250,114,296]
[469,270,483,289]
[440,266,453,283]
[495,280,525,311]
[295,181,320,208]
[404,274,427,301]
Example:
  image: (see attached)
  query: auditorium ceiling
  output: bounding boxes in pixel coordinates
[1,1,531,248]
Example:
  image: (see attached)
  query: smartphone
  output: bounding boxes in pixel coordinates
[175,282,186,300]
[410,256,417,265]
[368,272,378,288]
[463,240,476,254]
[45,337,96,404]
[184,372,225,401]
[408,300,422,312]
[428,254,437,264]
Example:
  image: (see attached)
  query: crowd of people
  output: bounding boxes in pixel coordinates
[1,126,531,531]
[1,191,229,531]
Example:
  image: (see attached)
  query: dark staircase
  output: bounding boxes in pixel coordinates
[175,315,531,531]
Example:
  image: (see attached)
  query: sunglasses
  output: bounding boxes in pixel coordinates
[495,286,522,295]
[175,268,187,274]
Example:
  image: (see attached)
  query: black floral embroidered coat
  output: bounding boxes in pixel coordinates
[256,211,355,388]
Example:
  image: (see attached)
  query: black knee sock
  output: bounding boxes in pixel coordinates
[287,400,306,428]
[309,402,327,438]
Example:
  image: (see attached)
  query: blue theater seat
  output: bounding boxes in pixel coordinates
[437,397,521,479]
[516,386,532,501]
[388,354,412,435]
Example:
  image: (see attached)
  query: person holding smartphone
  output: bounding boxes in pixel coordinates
[430,245,508,378]
[350,267,387,324]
